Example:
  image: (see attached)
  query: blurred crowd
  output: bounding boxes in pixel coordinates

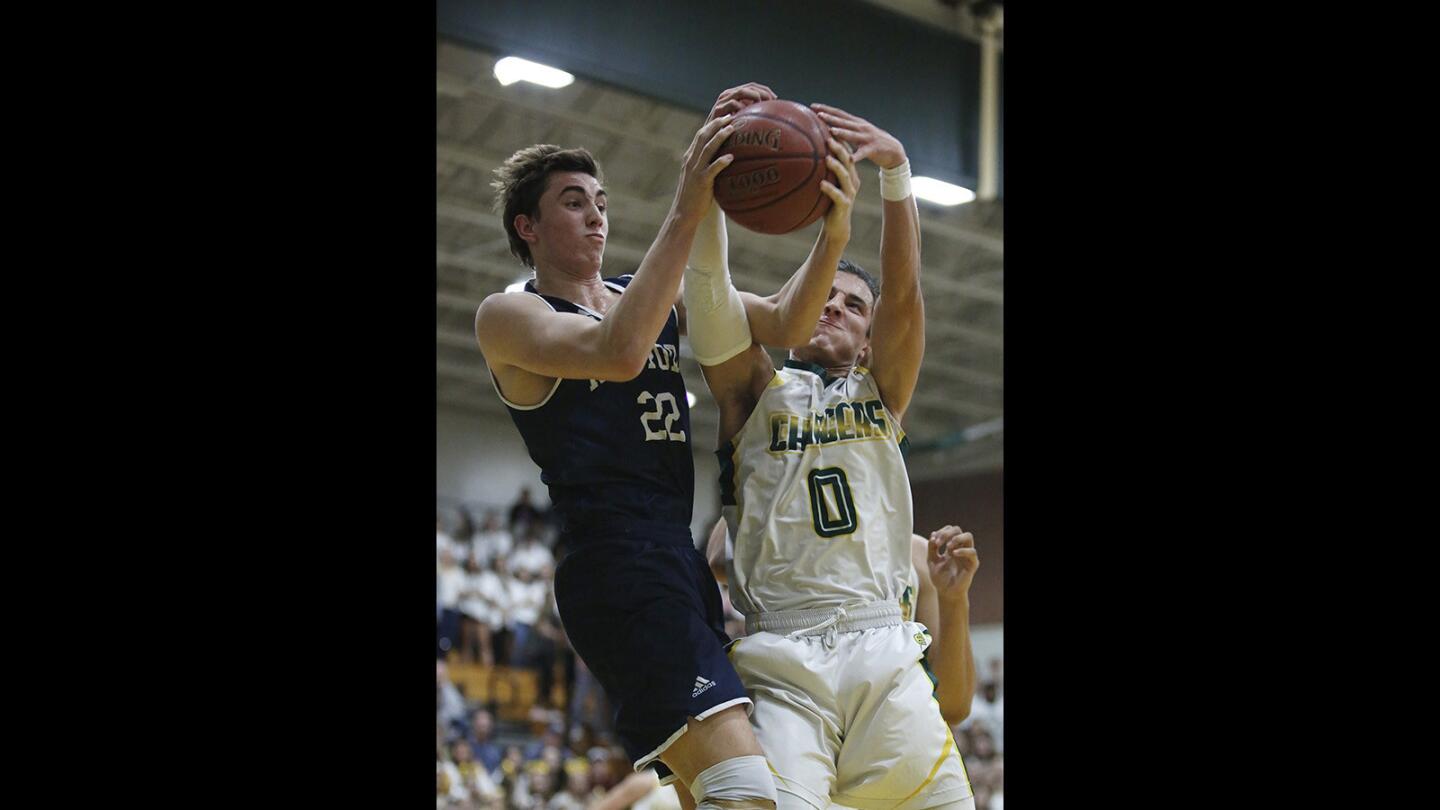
[437,487,1003,809]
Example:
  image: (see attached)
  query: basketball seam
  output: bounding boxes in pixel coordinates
[718,158,823,214]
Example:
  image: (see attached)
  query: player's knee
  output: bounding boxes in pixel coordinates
[689,754,777,810]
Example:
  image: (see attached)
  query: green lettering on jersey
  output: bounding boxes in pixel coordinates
[818,407,838,443]
[769,414,789,452]
[866,400,889,436]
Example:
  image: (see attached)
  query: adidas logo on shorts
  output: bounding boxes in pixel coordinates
[692,676,716,698]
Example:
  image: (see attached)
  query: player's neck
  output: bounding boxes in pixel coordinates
[532,260,611,311]
[787,352,855,382]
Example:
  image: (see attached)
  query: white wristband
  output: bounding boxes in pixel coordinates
[879,159,912,202]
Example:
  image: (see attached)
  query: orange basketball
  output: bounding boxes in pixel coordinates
[713,99,836,235]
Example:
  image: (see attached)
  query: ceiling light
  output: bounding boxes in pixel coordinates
[494,56,574,88]
[911,176,976,206]
[686,392,698,408]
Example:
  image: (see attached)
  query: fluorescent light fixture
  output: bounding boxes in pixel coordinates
[686,392,698,408]
[505,277,531,293]
[494,56,574,88]
[911,176,976,206]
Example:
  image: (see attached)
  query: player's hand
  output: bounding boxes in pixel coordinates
[811,103,907,169]
[706,82,777,123]
[819,137,860,247]
[673,114,738,224]
[927,525,979,603]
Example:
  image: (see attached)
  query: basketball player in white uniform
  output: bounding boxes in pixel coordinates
[683,102,978,810]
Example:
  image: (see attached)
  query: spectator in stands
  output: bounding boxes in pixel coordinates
[508,528,555,579]
[508,486,544,539]
[547,759,593,810]
[488,556,516,665]
[530,582,575,710]
[585,745,617,793]
[962,680,1004,753]
[506,566,547,666]
[525,719,572,763]
[566,655,610,733]
[472,509,513,568]
[437,515,454,561]
[437,661,468,735]
[465,708,505,776]
[438,732,472,807]
[966,726,1001,810]
[437,548,466,658]
[496,745,526,797]
[458,557,496,665]
[452,738,504,807]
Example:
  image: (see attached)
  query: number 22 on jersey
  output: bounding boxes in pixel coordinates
[637,391,687,442]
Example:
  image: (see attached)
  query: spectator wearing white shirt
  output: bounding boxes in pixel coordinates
[961,680,1004,753]
[506,567,547,665]
[458,557,496,665]
[508,529,555,578]
[470,509,513,568]
[437,548,466,658]
[437,516,455,563]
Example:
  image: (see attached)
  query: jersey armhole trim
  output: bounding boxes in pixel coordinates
[489,290,564,410]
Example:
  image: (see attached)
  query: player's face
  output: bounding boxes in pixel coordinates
[527,171,608,271]
[795,272,874,368]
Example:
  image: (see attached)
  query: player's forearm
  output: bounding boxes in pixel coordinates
[932,595,977,724]
[758,226,848,348]
[878,194,922,314]
[602,212,701,368]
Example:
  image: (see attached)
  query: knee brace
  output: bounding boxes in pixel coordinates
[688,754,777,809]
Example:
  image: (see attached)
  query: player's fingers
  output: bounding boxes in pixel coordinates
[690,113,730,156]
[811,102,857,122]
[708,99,745,121]
[698,117,737,163]
[825,123,863,141]
[824,156,856,197]
[704,152,736,179]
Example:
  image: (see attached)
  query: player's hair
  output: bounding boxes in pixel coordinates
[491,145,603,268]
[837,259,880,303]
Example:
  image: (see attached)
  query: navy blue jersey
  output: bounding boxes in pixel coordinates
[491,275,694,530]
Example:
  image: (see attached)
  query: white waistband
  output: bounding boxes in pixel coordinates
[745,601,902,637]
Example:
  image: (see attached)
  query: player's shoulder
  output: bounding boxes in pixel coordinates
[477,288,555,323]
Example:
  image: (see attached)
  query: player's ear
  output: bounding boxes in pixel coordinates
[857,343,872,368]
[514,214,539,246]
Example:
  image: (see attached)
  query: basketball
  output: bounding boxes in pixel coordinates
[713,99,836,235]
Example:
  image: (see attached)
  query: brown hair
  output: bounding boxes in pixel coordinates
[490,145,603,268]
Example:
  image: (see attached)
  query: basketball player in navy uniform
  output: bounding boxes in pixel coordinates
[684,103,979,809]
[474,83,860,810]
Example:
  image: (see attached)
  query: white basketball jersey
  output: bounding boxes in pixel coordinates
[720,360,913,617]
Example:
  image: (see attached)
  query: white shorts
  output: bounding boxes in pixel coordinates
[728,621,972,810]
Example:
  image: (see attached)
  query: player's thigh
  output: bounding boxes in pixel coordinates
[833,640,969,809]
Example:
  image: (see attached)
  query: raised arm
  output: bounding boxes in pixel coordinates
[477,114,737,382]
[739,137,860,349]
[918,524,980,725]
[813,104,924,422]
[686,130,859,444]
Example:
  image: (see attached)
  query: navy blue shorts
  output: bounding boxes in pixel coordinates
[554,520,750,784]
